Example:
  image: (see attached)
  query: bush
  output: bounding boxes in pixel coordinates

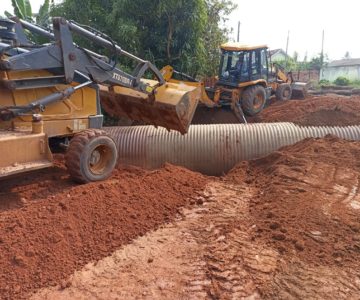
[351,80,360,87]
[319,79,330,85]
[334,76,350,86]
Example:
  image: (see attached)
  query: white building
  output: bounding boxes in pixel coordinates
[320,58,360,82]
[269,49,289,62]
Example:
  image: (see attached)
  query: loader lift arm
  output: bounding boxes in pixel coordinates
[0,17,164,93]
[0,17,199,133]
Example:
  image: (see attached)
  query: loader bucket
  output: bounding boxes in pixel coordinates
[291,82,308,99]
[100,80,200,134]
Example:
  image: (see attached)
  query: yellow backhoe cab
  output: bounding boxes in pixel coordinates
[162,43,307,122]
[216,43,270,119]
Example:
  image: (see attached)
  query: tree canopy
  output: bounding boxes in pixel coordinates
[51,0,236,77]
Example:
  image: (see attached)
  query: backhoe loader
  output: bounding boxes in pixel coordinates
[0,17,199,183]
[162,43,307,122]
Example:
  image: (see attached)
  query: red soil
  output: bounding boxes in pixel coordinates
[193,94,360,126]
[0,157,208,299]
[2,93,360,299]
[228,136,360,271]
[249,94,360,126]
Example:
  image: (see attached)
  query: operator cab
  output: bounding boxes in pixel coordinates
[219,43,268,86]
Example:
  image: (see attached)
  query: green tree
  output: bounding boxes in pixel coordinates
[51,0,235,77]
[309,53,329,70]
[292,51,298,63]
[275,58,298,72]
[202,0,236,76]
[50,0,114,56]
[5,0,53,44]
[51,0,112,32]
[109,0,208,76]
[6,0,52,25]
[6,0,32,19]
[36,0,52,26]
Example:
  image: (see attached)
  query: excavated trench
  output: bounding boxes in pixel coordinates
[1,94,360,299]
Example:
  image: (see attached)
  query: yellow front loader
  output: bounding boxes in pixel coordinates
[0,17,199,182]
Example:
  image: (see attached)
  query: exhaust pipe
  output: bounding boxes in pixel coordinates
[105,123,360,175]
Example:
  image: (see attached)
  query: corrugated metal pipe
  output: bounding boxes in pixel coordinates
[105,123,360,176]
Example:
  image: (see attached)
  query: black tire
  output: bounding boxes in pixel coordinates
[241,85,267,116]
[65,129,118,183]
[276,83,292,100]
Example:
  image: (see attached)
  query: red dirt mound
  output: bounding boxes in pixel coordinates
[249,94,360,126]
[228,136,360,269]
[0,157,208,299]
[193,94,360,126]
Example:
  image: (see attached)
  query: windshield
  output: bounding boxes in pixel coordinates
[220,50,250,81]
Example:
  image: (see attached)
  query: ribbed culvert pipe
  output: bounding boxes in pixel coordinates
[105,123,360,176]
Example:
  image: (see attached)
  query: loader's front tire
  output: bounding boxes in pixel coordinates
[241,85,266,116]
[65,129,118,183]
[276,83,292,100]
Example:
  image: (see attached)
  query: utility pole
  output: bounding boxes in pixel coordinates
[320,29,325,68]
[285,30,290,56]
[237,21,241,42]
[285,30,290,69]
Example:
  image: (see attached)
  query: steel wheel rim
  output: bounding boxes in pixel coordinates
[88,144,112,175]
[283,89,290,98]
[253,93,264,110]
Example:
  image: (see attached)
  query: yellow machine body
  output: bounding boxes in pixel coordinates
[0,67,101,177]
[161,42,307,118]
[0,69,98,136]
[100,78,199,134]
[0,64,199,177]
[160,64,267,112]
[268,64,308,99]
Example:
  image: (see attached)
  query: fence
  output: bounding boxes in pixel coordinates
[291,69,320,82]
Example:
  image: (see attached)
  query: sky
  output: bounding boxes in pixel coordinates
[227,0,359,61]
[1,0,358,61]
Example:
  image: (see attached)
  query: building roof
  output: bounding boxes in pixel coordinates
[220,42,267,51]
[269,48,289,57]
[327,58,360,67]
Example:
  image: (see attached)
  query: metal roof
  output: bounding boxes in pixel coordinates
[220,42,268,51]
[327,58,360,67]
[269,48,283,55]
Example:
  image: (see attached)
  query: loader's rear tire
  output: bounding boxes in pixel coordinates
[276,83,292,100]
[241,85,266,116]
[65,129,118,183]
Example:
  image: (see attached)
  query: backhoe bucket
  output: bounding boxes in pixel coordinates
[291,82,308,99]
[100,80,200,134]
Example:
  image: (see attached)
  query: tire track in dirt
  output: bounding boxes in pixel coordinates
[32,181,275,299]
[186,183,277,299]
[32,169,360,299]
